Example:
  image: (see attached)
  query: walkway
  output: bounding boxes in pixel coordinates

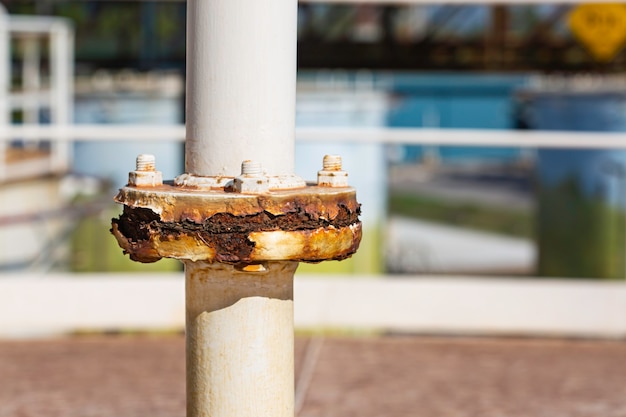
[1,335,626,417]
[387,216,535,274]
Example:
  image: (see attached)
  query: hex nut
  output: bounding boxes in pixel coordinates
[233,175,269,193]
[317,171,348,187]
[129,170,163,187]
[233,160,269,193]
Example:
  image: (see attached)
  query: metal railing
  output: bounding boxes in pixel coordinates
[5,124,626,149]
[1,272,625,339]
[1,1,626,340]
[0,7,73,182]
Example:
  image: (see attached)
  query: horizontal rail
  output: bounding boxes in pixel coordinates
[8,16,72,35]
[297,127,626,149]
[4,124,626,149]
[9,90,51,110]
[1,274,625,339]
[0,124,186,141]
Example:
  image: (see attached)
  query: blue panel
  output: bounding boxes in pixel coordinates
[385,73,528,163]
[449,96,512,129]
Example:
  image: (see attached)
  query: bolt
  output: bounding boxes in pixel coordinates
[318,154,348,187]
[241,160,262,176]
[322,155,342,171]
[233,160,269,193]
[136,154,156,172]
[129,154,162,187]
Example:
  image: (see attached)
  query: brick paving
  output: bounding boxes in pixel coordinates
[1,335,626,417]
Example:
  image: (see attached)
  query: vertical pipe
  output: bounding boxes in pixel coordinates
[184,1,298,416]
[186,262,297,417]
[185,0,297,177]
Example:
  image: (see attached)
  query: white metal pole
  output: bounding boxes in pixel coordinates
[22,35,41,127]
[185,261,297,417]
[184,1,298,416]
[49,22,73,172]
[185,0,297,177]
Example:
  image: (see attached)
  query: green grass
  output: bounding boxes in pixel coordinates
[71,205,181,273]
[389,192,534,239]
[536,180,626,280]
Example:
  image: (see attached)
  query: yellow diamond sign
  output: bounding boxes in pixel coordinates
[569,3,626,62]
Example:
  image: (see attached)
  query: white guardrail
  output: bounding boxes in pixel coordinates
[3,124,626,339]
[5,125,626,149]
[2,1,626,339]
[1,274,626,339]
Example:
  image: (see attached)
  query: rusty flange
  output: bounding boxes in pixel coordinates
[111,181,361,265]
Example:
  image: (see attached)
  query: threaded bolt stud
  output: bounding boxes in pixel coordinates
[136,154,156,172]
[323,155,342,171]
[241,160,262,176]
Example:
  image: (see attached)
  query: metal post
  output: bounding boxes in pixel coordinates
[22,35,40,127]
[185,0,296,177]
[185,261,297,417]
[112,1,361,416]
[185,3,298,413]
[49,21,73,172]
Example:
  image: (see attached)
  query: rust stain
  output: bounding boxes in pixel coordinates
[111,222,162,263]
[112,184,361,264]
[115,184,359,224]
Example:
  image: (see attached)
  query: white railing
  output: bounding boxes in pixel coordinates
[0,9,74,182]
[2,118,626,339]
[2,2,626,339]
[3,125,626,149]
[1,273,625,339]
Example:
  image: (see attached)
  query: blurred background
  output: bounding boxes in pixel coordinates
[5,1,626,278]
[2,1,626,416]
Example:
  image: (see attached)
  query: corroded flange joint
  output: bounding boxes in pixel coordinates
[111,156,361,265]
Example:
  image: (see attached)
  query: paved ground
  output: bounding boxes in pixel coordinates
[387,163,536,275]
[386,216,535,274]
[1,335,626,417]
[389,163,534,211]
